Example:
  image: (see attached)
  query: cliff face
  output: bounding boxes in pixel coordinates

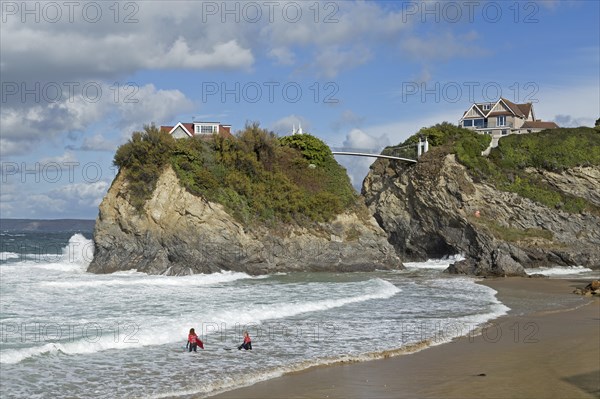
[88,166,401,275]
[362,150,600,276]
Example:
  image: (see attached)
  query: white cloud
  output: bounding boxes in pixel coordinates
[0,83,194,156]
[53,181,110,208]
[40,151,79,167]
[0,3,258,83]
[268,47,296,66]
[313,45,372,79]
[400,31,486,62]
[152,38,254,70]
[77,135,118,152]
[332,129,390,189]
[330,110,365,132]
[0,180,110,218]
[536,81,600,127]
[343,129,389,150]
[261,1,410,77]
[553,115,584,128]
[115,83,195,137]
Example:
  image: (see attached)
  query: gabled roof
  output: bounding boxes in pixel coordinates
[500,98,533,119]
[462,98,535,120]
[171,122,194,137]
[461,103,486,119]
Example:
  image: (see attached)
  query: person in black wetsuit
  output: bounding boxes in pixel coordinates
[238,331,252,350]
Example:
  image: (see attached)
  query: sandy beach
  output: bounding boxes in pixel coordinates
[211,278,600,399]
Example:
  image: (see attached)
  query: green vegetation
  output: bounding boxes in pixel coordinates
[386,122,493,178]
[470,216,554,242]
[114,123,358,225]
[114,124,175,210]
[389,123,600,214]
[490,128,600,172]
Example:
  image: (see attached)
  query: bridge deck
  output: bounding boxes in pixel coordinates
[331,151,417,163]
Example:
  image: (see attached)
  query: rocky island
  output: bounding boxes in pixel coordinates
[88,124,400,275]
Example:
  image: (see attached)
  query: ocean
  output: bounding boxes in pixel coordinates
[0,222,597,398]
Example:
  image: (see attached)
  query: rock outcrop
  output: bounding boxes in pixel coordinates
[573,280,600,296]
[362,149,600,276]
[88,166,401,275]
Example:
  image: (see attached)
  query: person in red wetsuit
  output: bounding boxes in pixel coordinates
[186,328,204,352]
[238,331,252,350]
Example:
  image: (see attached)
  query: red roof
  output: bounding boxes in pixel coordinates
[521,121,559,129]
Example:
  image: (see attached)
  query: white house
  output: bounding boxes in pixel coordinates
[160,121,232,139]
[459,98,558,138]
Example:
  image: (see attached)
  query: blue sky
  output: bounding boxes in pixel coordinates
[1,0,599,219]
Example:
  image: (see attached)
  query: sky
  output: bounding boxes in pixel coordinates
[1,0,599,219]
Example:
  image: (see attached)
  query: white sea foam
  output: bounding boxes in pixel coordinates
[110,269,148,276]
[209,278,401,326]
[0,252,20,261]
[404,254,465,270]
[61,233,94,269]
[40,271,256,288]
[526,266,596,276]
[0,234,93,273]
[1,278,400,364]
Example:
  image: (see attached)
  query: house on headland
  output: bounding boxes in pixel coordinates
[160,121,233,139]
[459,98,558,138]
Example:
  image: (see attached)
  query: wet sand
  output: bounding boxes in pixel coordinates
[211,278,600,399]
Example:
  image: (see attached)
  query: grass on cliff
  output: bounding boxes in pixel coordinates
[387,123,600,214]
[114,123,358,225]
[468,216,554,242]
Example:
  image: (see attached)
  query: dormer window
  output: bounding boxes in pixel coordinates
[483,104,491,111]
[194,124,217,134]
[200,125,214,134]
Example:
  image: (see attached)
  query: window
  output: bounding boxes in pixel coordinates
[200,125,215,134]
[483,104,491,110]
[473,119,485,127]
[463,120,473,127]
[497,116,506,126]
[195,125,201,133]
[502,130,508,135]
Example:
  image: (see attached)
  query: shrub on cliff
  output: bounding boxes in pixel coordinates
[115,122,358,224]
[490,127,600,172]
[278,134,333,166]
[114,124,175,210]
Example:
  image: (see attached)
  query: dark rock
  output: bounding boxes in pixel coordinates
[574,280,600,296]
[363,152,600,277]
